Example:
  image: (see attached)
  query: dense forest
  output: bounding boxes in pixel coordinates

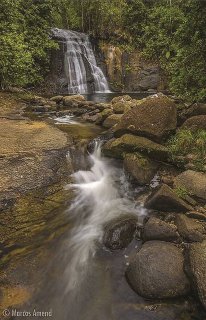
[1,0,206,101]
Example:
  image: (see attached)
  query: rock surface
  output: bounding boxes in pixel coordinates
[114,94,177,142]
[181,115,206,131]
[188,241,206,310]
[143,217,178,242]
[126,241,190,299]
[103,134,168,161]
[145,184,193,212]
[103,215,138,250]
[174,170,206,200]
[124,153,158,185]
[176,214,206,242]
[103,114,123,128]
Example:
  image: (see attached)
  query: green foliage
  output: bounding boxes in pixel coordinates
[167,129,206,172]
[174,186,190,199]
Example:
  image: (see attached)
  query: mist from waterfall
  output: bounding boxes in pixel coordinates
[52,28,110,94]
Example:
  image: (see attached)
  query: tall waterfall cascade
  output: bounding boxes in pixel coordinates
[52,28,110,94]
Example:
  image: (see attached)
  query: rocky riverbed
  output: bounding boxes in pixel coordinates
[1,90,206,319]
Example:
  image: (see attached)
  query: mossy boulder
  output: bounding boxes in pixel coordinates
[102,134,169,161]
[145,184,193,212]
[113,101,133,114]
[100,108,113,121]
[111,95,132,105]
[126,241,190,299]
[181,115,206,131]
[114,94,177,142]
[124,152,158,185]
[62,94,85,107]
[102,114,122,128]
[174,170,206,200]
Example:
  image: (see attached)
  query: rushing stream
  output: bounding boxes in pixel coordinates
[2,114,205,320]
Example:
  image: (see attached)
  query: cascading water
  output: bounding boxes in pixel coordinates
[64,141,146,292]
[52,28,110,94]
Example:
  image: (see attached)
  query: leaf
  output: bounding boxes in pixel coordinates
[166,51,171,59]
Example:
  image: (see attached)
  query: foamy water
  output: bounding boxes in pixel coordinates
[64,141,147,292]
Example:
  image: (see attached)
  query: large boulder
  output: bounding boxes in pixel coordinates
[181,115,206,131]
[103,215,138,250]
[176,214,206,242]
[174,170,206,201]
[188,241,206,309]
[102,134,169,161]
[126,241,190,299]
[145,184,193,212]
[62,94,85,107]
[114,94,177,142]
[103,114,122,128]
[143,217,178,242]
[124,153,158,185]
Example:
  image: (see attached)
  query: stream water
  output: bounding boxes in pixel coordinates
[1,114,205,320]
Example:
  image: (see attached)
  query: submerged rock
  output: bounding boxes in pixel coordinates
[176,214,206,242]
[114,94,177,142]
[124,153,158,185]
[103,134,168,161]
[145,184,193,212]
[174,170,206,201]
[188,241,206,310]
[143,217,178,242]
[103,215,138,250]
[126,241,190,299]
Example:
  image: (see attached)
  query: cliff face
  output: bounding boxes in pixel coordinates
[96,43,166,92]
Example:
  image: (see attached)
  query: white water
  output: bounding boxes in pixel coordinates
[52,28,110,94]
[53,115,79,125]
[65,141,146,292]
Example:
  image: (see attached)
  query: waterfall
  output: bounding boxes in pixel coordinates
[52,28,110,94]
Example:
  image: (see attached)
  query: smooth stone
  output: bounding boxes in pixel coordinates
[143,217,178,242]
[176,214,206,242]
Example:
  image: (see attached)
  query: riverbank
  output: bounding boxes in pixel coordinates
[0,90,206,319]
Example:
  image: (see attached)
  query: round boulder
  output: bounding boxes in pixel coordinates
[103,215,138,251]
[126,241,190,299]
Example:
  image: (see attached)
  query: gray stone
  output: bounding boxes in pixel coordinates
[174,170,206,200]
[176,214,206,242]
[145,184,193,212]
[188,241,206,310]
[143,217,178,242]
[126,241,190,299]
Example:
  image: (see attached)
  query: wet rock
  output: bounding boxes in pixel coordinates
[103,114,123,128]
[126,241,190,299]
[181,115,206,131]
[102,134,168,161]
[174,170,206,201]
[124,153,158,185]
[145,184,193,212]
[114,94,177,142]
[103,215,138,250]
[187,241,206,309]
[82,113,102,123]
[50,95,63,103]
[176,214,206,242]
[143,217,178,242]
[63,94,85,107]
[111,95,132,104]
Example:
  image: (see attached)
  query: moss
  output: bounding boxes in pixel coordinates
[174,186,190,200]
[167,129,206,172]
